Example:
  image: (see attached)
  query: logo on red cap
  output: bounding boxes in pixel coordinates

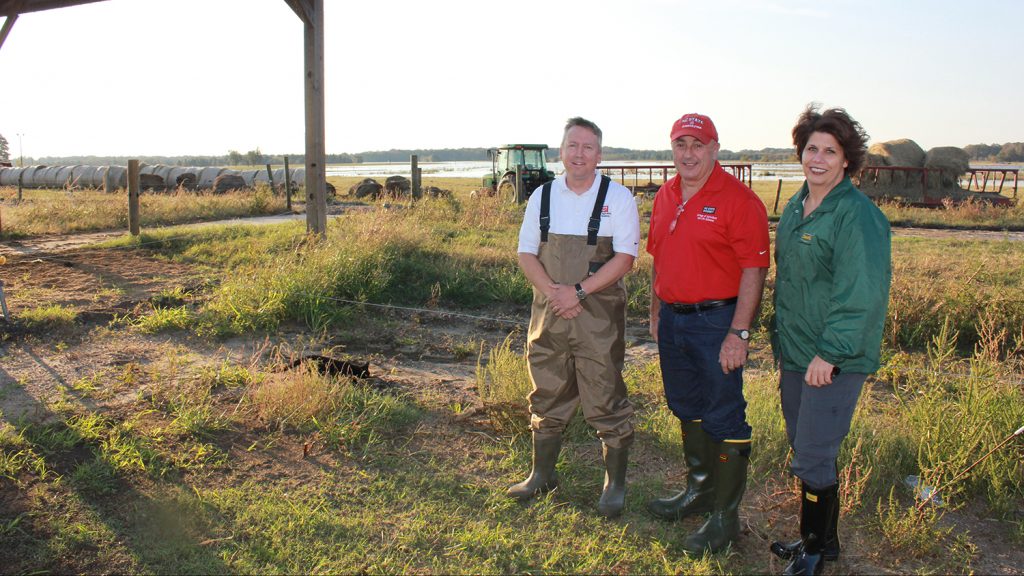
[670,113,718,144]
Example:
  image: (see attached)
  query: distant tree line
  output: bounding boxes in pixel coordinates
[0,133,9,163]
[16,143,1022,167]
[964,143,1024,162]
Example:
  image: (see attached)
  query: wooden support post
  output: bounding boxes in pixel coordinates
[265,163,275,192]
[410,155,421,199]
[17,169,23,202]
[773,179,782,214]
[301,0,327,236]
[284,156,292,211]
[128,159,141,236]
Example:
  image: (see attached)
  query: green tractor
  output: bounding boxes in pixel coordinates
[483,144,556,202]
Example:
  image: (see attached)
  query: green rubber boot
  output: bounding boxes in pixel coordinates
[507,433,561,501]
[597,443,629,518]
[647,420,714,521]
[682,439,751,555]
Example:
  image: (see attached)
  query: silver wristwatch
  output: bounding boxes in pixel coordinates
[728,327,750,341]
[575,283,587,301]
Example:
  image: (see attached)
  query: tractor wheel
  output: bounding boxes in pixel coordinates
[497,175,518,203]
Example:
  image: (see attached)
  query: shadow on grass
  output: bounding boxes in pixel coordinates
[0,355,232,574]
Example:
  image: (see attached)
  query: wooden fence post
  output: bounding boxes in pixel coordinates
[128,159,140,236]
[265,163,275,191]
[410,155,421,199]
[284,156,291,211]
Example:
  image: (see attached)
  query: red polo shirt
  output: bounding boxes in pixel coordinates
[646,163,769,304]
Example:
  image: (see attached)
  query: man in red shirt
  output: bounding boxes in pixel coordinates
[645,113,769,555]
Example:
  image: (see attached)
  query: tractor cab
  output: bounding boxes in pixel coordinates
[484,144,555,202]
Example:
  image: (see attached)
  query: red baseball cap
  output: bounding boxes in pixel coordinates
[670,113,718,144]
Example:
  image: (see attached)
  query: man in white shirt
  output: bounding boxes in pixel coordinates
[507,117,640,518]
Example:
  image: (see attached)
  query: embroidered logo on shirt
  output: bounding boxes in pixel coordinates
[800,232,814,243]
[696,205,718,223]
[601,205,610,218]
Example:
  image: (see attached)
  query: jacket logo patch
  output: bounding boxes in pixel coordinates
[697,206,718,223]
[601,205,610,218]
[800,232,814,243]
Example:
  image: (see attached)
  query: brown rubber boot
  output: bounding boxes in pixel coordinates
[597,443,628,518]
[506,433,561,501]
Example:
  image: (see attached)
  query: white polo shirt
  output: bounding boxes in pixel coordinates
[517,171,640,257]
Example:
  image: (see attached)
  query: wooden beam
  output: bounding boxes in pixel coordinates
[0,12,18,50]
[0,0,23,50]
[282,0,311,26]
[0,0,107,17]
[302,0,326,235]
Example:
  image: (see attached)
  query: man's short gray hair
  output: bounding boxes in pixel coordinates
[562,117,603,148]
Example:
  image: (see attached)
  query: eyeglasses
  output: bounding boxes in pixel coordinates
[668,202,685,234]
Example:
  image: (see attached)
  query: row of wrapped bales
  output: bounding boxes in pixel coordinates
[0,165,306,191]
[0,165,125,188]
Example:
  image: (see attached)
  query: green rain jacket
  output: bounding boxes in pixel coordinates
[772,176,892,374]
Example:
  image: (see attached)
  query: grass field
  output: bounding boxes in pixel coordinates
[2,165,1023,239]
[0,179,1022,573]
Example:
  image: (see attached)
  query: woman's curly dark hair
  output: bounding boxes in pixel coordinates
[792,104,869,176]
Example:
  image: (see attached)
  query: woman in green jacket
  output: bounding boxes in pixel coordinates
[769,105,891,576]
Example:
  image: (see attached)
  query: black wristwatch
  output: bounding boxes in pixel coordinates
[728,327,750,341]
[574,283,587,301]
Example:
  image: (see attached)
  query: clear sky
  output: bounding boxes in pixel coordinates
[1,0,1021,158]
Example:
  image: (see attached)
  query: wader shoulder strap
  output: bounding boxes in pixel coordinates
[539,180,553,243]
[588,175,612,245]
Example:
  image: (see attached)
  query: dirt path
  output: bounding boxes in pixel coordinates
[2,210,1023,258]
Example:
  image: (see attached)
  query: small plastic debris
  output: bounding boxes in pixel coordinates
[904,475,944,506]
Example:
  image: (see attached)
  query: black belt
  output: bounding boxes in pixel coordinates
[669,297,738,315]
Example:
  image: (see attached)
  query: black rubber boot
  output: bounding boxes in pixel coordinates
[771,483,840,561]
[597,443,629,518]
[682,440,751,555]
[506,433,561,501]
[647,420,714,521]
[782,483,836,575]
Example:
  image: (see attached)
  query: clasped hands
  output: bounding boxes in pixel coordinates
[547,282,583,319]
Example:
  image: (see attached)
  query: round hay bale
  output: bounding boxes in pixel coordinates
[867,139,926,168]
[384,175,411,196]
[924,146,970,188]
[349,177,382,199]
[213,174,247,194]
[175,172,198,190]
[865,152,888,167]
[139,173,166,191]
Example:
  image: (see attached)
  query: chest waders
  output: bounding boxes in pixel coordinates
[507,176,634,518]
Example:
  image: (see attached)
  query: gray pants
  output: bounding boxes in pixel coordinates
[780,370,866,490]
